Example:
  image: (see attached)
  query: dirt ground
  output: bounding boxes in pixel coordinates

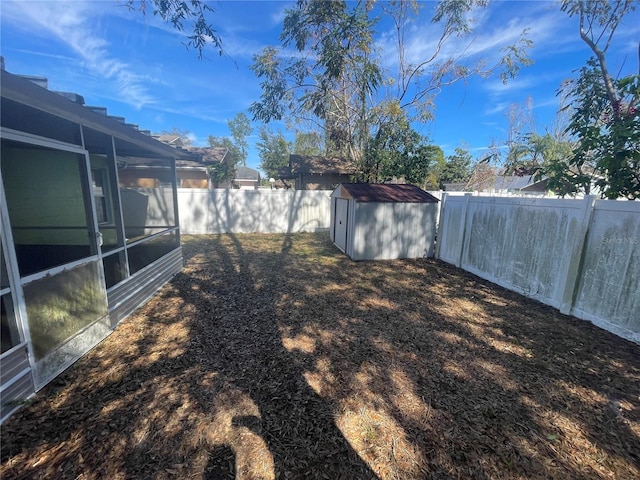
[1,233,639,480]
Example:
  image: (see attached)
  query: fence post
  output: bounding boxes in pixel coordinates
[559,195,597,315]
[435,192,448,260]
[456,193,473,268]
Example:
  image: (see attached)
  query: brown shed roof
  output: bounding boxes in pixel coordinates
[340,183,439,203]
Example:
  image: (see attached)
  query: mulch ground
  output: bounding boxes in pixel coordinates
[1,232,639,480]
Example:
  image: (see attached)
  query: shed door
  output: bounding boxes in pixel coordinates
[334,198,349,252]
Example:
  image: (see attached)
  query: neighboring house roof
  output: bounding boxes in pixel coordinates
[336,183,439,203]
[520,178,549,192]
[235,166,260,182]
[493,175,538,191]
[154,134,184,147]
[176,147,229,169]
[289,155,357,174]
[446,175,548,193]
[185,146,229,163]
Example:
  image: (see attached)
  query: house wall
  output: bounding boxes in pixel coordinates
[350,202,437,261]
[234,180,258,190]
[297,173,352,190]
[437,194,640,344]
[177,189,331,234]
[178,170,208,189]
[118,168,173,188]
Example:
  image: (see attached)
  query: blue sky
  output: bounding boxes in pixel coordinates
[1,1,638,174]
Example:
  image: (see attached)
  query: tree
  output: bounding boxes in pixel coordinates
[207,136,240,187]
[293,131,324,157]
[439,148,473,189]
[364,112,443,188]
[467,160,498,191]
[503,97,537,175]
[257,128,291,179]
[540,1,639,199]
[227,113,252,167]
[125,0,223,58]
[550,59,639,198]
[250,0,532,176]
[250,2,380,164]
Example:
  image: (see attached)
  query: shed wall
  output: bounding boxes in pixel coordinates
[350,202,437,260]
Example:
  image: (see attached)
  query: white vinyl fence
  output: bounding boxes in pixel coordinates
[177,189,331,234]
[437,194,640,343]
[175,188,639,343]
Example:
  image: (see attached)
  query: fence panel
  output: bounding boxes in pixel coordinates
[460,197,587,309]
[436,194,470,265]
[572,200,640,342]
[177,189,331,234]
[437,194,639,344]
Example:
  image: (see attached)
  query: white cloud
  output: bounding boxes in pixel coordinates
[483,101,510,116]
[377,1,574,75]
[2,0,156,109]
[269,2,294,26]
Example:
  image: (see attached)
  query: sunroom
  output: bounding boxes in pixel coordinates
[1,69,183,422]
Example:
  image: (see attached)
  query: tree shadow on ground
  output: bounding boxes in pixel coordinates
[1,233,639,480]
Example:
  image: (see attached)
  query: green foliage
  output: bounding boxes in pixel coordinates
[227,113,252,167]
[506,133,573,176]
[364,114,442,188]
[250,0,531,170]
[439,148,473,189]
[558,60,639,199]
[257,128,291,179]
[547,1,639,198]
[293,131,324,156]
[251,0,380,163]
[207,136,238,186]
[126,0,223,58]
[206,162,235,188]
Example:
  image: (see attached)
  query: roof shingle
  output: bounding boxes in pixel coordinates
[340,183,439,203]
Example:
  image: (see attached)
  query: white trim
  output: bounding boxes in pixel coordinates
[0,340,28,360]
[0,366,31,394]
[0,169,37,380]
[125,227,180,249]
[20,255,102,286]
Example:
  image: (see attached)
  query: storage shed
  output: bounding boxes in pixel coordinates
[330,183,439,261]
